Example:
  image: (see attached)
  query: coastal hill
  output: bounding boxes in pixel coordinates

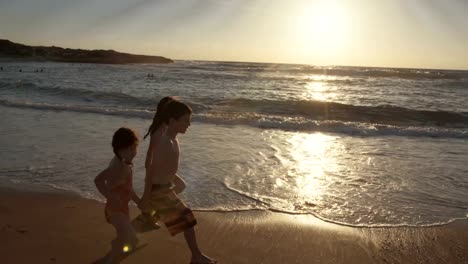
[0,39,173,64]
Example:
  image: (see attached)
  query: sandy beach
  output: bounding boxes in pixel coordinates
[2,0,468,263]
[0,186,467,264]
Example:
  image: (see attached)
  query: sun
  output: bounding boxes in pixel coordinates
[294,0,350,58]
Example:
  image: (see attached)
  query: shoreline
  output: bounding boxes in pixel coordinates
[2,185,468,263]
[3,179,466,229]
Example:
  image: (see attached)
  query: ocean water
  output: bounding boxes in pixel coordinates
[0,61,467,227]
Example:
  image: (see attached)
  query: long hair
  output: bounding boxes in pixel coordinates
[160,100,192,125]
[144,96,175,139]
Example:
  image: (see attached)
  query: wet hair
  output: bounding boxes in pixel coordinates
[144,96,175,139]
[112,127,138,158]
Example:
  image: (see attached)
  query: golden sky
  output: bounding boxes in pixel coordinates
[1,0,467,69]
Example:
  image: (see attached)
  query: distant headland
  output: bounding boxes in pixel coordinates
[0,39,173,64]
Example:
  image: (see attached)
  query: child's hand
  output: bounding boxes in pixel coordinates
[133,196,141,206]
[138,198,149,211]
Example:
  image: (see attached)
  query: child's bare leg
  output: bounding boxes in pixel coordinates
[105,213,138,264]
[184,227,216,264]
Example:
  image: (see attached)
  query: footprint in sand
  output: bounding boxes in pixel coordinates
[3,224,28,234]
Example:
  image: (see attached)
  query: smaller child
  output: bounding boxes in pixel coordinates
[94,127,141,263]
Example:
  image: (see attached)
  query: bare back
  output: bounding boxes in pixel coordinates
[107,156,132,188]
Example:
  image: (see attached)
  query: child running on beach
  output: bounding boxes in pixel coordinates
[136,99,217,264]
[131,96,187,231]
[94,127,141,263]
[144,97,186,194]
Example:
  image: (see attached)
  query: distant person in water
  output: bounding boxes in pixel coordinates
[135,99,217,264]
[94,127,141,263]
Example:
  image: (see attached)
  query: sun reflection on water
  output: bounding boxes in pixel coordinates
[303,75,339,102]
[286,133,340,205]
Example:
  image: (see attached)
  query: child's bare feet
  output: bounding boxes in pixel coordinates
[190,253,217,264]
[131,213,161,233]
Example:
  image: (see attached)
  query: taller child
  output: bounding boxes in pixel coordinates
[139,99,217,264]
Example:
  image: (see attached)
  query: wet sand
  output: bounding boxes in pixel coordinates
[1,186,468,264]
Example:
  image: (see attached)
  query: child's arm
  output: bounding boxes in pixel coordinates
[139,164,154,210]
[139,135,159,209]
[131,189,141,206]
[140,138,154,207]
[94,168,111,198]
[145,137,155,169]
[173,174,186,194]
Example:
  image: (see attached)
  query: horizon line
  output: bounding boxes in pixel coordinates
[3,38,468,72]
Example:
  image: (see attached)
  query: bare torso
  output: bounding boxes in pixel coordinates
[148,133,180,185]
